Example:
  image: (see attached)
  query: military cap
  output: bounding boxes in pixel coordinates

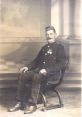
[45,26,56,33]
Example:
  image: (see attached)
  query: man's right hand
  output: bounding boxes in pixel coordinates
[20,67,28,73]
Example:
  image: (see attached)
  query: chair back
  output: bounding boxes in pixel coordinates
[54,59,69,87]
[47,59,69,88]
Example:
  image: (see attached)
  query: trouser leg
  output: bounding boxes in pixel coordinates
[16,71,47,106]
[16,73,25,103]
[30,73,40,105]
[30,73,47,105]
[16,72,33,104]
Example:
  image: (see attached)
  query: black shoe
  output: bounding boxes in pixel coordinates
[8,102,21,112]
[24,105,37,114]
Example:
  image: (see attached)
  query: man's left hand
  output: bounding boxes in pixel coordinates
[39,69,47,76]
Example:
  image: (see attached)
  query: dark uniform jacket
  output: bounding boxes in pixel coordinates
[27,41,66,75]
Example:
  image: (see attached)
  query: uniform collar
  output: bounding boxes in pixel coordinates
[48,41,56,47]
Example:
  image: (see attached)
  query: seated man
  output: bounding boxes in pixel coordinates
[8,26,66,114]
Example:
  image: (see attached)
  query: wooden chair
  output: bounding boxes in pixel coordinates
[39,61,68,111]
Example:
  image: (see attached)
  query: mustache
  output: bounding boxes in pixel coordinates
[47,38,52,40]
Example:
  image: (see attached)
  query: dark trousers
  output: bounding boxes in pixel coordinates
[16,71,47,106]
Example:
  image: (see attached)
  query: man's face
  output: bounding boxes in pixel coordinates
[46,29,56,43]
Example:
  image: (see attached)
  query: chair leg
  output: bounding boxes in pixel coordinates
[39,92,47,111]
[54,89,64,107]
[40,89,64,111]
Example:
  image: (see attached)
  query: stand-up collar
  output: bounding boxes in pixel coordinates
[48,41,56,47]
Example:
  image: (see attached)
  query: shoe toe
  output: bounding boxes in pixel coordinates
[24,105,37,114]
[8,107,18,112]
[8,103,21,112]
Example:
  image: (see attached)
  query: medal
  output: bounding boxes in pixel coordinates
[47,49,52,54]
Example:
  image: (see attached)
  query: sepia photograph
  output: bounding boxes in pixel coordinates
[0,0,81,117]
